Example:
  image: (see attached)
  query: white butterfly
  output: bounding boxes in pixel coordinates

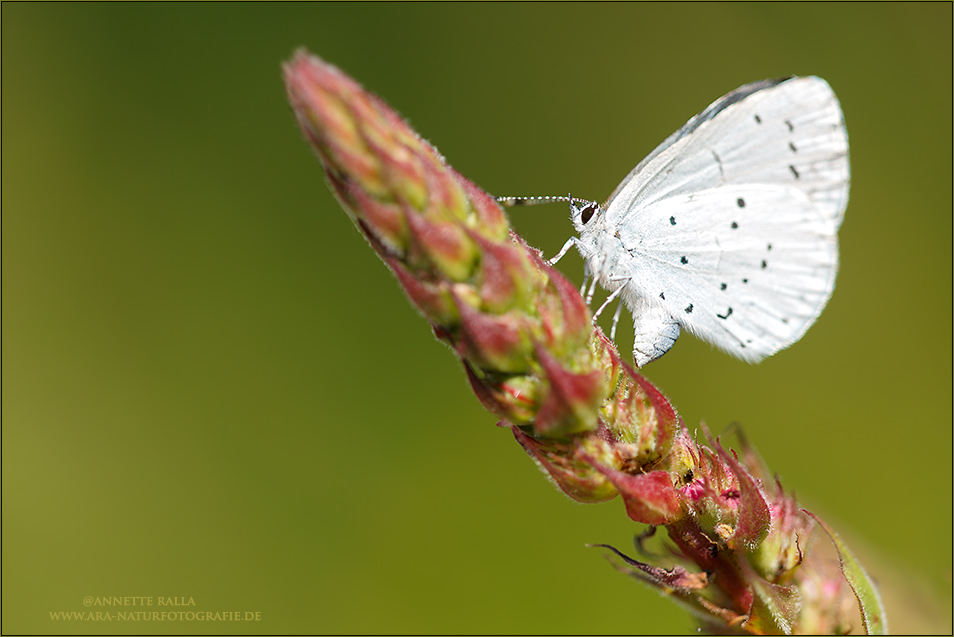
[502,76,849,367]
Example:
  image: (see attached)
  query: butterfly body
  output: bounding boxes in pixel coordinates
[569,76,849,367]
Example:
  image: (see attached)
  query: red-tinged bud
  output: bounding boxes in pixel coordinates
[457,175,510,243]
[738,555,802,635]
[512,427,620,503]
[463,364,539,424]
[753,484,814,584]
[466,231,535,314]
[453,291,532,373]
[384,255,458,326]
[536,267,592,355]
[630,370,681,445]
[717,442,771,552]
[404,208,477,282]
[602,360,680,466]
[347,185,409,254]
[355,117,428,210]
[533,345,604,436]
[350,97,429,210]
[284,52,387,198]
[589,463,683,526]
[591,331,622,399]
[422,159,471,224]
[668,430,703,495]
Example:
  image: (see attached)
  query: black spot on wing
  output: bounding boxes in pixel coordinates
[737,198,745,208]
[670,216,676,225]
[685,304,694,314]
[680,256,689,264]
[789,165,800,179]
[717,307,733,320]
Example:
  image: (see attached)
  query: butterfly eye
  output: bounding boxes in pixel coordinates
[581,203,597,225]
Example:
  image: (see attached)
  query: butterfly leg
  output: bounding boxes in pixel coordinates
[579,259,595,295]
[584,277,599,304]
[592,281,628,323]
[547,237,578,266]
[610,297,624,341]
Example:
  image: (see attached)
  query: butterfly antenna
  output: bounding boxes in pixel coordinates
[496,194,592,208]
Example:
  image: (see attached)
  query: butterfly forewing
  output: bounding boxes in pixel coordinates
[604,76,849,227]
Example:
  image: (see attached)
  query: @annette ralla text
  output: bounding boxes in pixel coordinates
[50,597,262,621]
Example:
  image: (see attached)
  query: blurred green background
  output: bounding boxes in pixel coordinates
[3,4,951,634]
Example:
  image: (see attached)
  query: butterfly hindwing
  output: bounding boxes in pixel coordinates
[616,184,838,362]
